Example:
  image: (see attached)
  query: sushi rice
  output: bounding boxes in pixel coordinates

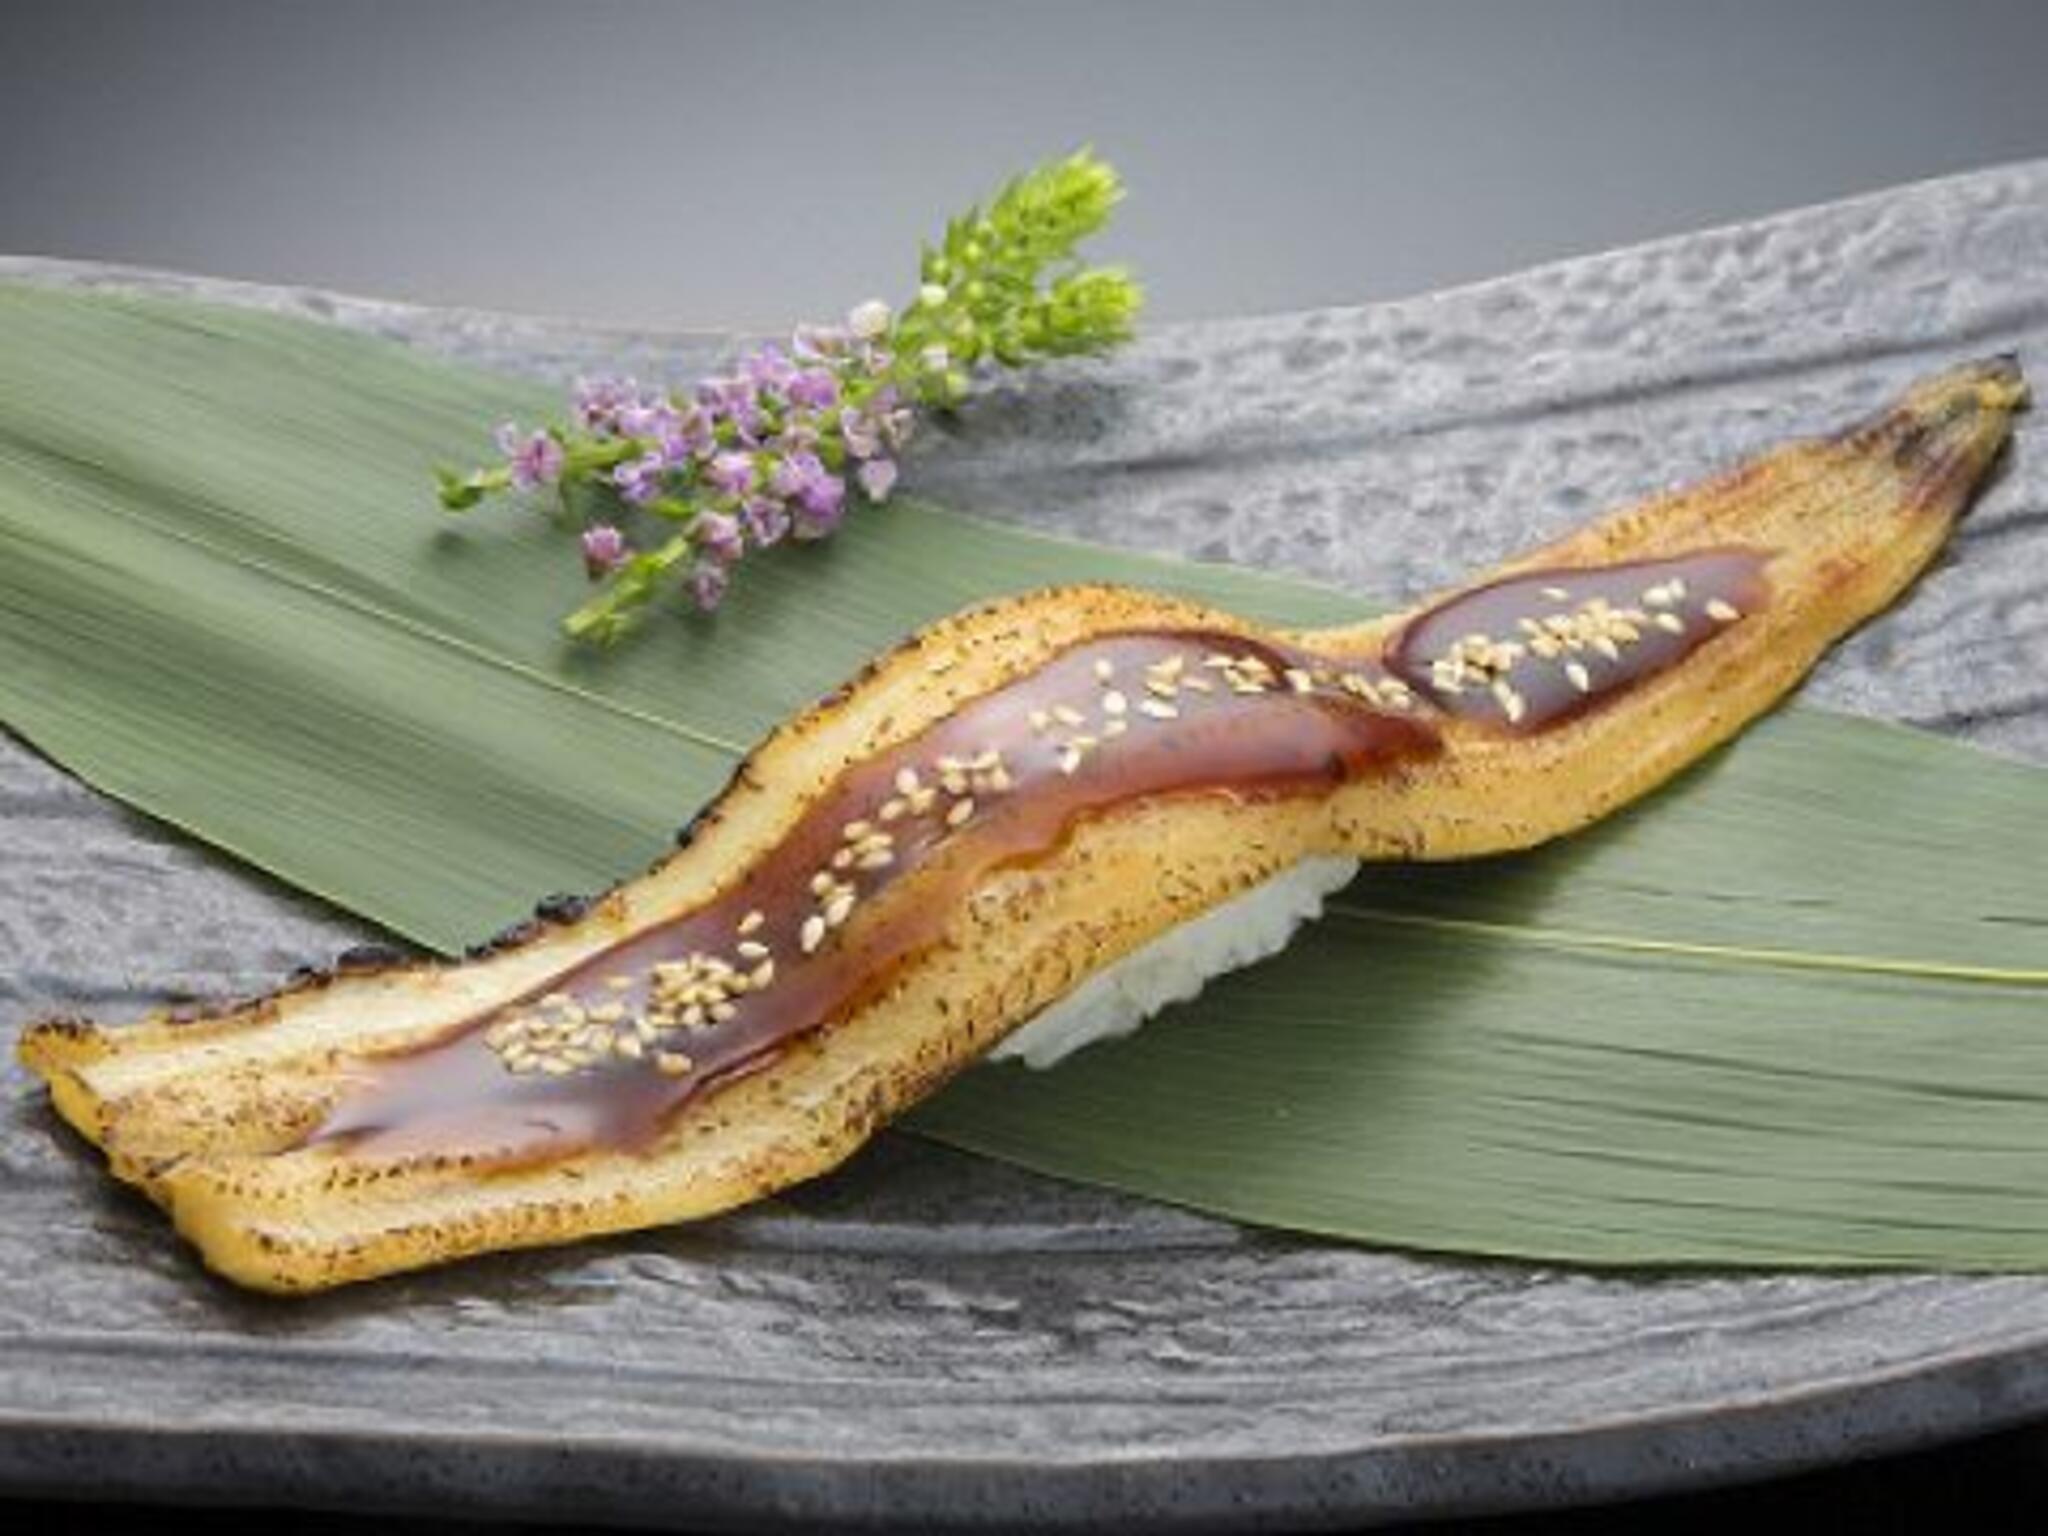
[989,855,1360,1069]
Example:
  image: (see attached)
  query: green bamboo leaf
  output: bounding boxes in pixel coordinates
[3,281,2046,1270]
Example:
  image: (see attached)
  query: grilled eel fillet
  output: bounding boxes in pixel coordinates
[17,356,2026,1292]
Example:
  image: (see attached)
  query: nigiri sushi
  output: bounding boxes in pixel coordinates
[17,356,2025,1292]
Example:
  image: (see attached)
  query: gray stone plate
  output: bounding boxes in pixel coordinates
[4,159,2047,1530]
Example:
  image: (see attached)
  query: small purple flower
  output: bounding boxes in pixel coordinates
[786,368,839,411]
[857,457,898,502]
[699,376,765,436]
[742,343,797,393]
[572,375,638,434]
[616,396,681,442]
[689,558,731,611]
[792,324,849,360]
[840,409,880,461]
[740,494,791,548]
[694,510,744,564]
[792,468,846,539]
[706,451,756,498]
[842,386,912,460]
[771,416,822,456]
[580,523,629,579]
[612,450,667,505]
[878,405,915,453]
[651,405,714,467]
[495,424,565,490]
[769,450,820,501]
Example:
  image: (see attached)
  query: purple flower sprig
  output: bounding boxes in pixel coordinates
[435,149,1142,643]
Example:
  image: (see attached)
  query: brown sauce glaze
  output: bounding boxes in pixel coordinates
[1384,547,1773,732]
[305,629,1439,1168]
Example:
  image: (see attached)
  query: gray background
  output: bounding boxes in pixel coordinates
[7,3,2048,1531]
[4,0,2047,330]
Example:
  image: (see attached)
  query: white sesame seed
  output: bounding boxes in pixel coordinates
[737,939,770,960]
[656,1051,694,1077]
[1028,709,1051,733]
[1093,657,1115,681]
[946,796,976,827]
[1057,745,1083,774]
[1145,676,1179,699]
[895,767,921,797]
[1653,612,1686,634]
[1565,661,1591,692]
[1669,577,1688,599]
[1643,585,1675,608]
[858,849,895,870]
[824,891,856,927]
[842,818,872,841]
[1102,689,1128,716]
[1102,718,1129,738]
[987,766,1014,792]
[709,1000,739,1023]
[606,975,634,990]
[1541,585,1571,601]
[1493,681,1527,724]
[616,1033,645,1060]
[800,915,826,953]
[1705,598,1741,622]
[1181,674,1214,692]
[810,871,835,896]
[1053,704,1086,727]
[750,959,775,988]
[1285,668,1314,694]
[1140,698,1180,720]
[1591,636,1621,661]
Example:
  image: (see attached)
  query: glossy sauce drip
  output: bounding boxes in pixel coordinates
[1384,547,1773,732]
[306,629,1439,1167]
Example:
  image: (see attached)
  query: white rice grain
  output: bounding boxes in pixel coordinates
[988,855,1360,1070]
